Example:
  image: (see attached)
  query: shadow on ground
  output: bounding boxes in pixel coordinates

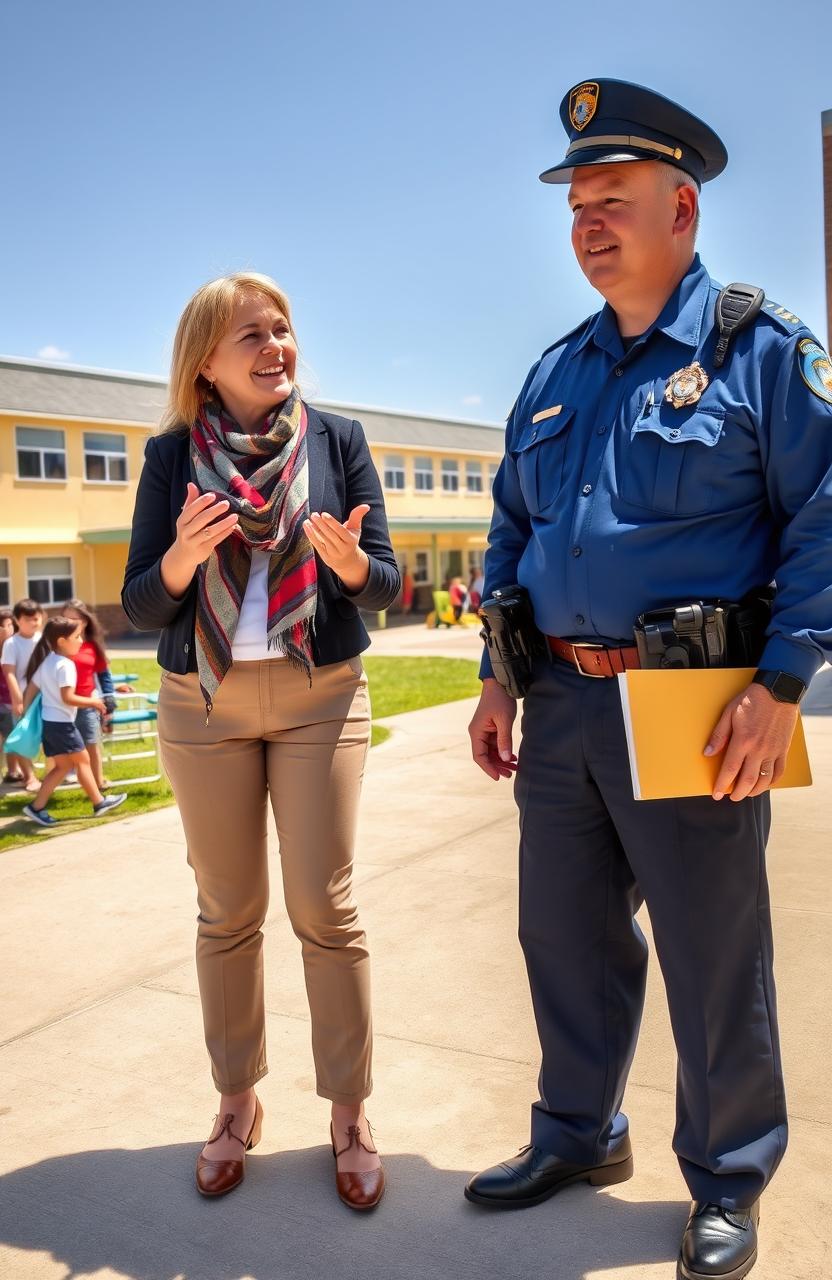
[0,1144,687,1280]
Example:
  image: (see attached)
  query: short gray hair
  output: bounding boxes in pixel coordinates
[660,163,701,239]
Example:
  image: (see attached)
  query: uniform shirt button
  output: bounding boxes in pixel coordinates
[614,366,623,377]
[582,484,592,495]
[572,545,582,557]
[576,614,585,625]
[531,429,538,440]
[597,425,607,435]
[184,642,189,653]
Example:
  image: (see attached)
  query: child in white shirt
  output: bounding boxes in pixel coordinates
[21,616,128,828]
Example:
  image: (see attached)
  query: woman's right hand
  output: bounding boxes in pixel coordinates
[174,483,239,568]
[161,483,239,596]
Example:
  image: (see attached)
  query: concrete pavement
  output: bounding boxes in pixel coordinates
[0,679,830,1279]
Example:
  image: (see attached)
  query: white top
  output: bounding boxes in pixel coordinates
[231,550,285,661]
[31,652,77,723]
[1,630,42,691]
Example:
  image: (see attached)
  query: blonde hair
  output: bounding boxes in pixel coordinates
[159,272,297,433]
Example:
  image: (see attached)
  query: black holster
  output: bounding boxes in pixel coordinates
[634,589,772,670]
[478,585,548,698]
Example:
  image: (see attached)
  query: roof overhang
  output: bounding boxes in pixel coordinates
[79,528,132,544]
[387,517,490,533]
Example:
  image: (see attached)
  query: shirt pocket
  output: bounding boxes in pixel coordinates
[512,407,576,517]
[619,403,726,516]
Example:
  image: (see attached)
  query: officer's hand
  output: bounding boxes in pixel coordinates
[705,683,799,801]
[469,678,518,781]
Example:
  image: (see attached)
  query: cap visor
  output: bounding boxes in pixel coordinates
[539,148,666,184]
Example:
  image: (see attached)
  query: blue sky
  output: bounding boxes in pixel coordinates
[2,0,829,423]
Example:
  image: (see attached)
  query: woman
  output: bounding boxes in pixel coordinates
[122,272,399,1208]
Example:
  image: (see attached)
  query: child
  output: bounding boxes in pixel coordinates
[60,598,132,791]
[448,575,469,622]
[21,617,128,828]
[1,598,43,792]
[0,608,16,782]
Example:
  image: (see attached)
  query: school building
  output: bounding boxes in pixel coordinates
[0,355,504,631]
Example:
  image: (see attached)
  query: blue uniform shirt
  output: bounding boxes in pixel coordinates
[481,255,832,684]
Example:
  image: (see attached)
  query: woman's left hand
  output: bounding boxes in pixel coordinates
[303,505,371,593]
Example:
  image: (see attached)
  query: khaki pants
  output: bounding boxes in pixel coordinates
[158,657,372,1101]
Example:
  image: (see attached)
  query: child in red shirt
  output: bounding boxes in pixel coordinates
[60,599,130,791]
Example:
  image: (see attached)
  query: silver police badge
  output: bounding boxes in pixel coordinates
[664,362,709,409]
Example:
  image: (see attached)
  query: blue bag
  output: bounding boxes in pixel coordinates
[5,693,43,757]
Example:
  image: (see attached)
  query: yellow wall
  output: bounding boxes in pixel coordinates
[0,412,149,538]
[0,412,153,611]
[367,446,497,520]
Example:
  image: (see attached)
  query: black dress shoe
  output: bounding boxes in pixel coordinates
[464,1134,633,1209]
[678,1201,760,1280]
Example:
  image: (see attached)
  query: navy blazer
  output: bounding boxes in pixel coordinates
[121,405,401,674]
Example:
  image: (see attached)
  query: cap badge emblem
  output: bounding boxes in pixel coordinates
[569,82,600,132]
[797,337,832,405]
[664,362,709,409]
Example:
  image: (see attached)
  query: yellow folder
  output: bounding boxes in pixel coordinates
[617,668,812,801]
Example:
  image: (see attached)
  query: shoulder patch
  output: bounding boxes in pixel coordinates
[540,312,597,360]
[797,337,832,404]
[760,299,803,330]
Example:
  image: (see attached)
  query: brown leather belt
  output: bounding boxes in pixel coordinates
[547,635,641,678]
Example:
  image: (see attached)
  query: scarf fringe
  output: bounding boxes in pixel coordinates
[268,619,314,686]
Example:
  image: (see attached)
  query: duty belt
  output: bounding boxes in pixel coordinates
[547,636,641,678]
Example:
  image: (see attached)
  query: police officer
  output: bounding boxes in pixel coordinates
[465,78,832,1280]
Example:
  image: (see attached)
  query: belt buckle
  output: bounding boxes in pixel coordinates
[571,641,610,678]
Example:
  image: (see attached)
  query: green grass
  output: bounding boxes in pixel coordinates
[0,655,477,853]
[362,656,481,717]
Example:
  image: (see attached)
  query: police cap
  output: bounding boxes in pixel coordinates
[540,78,727,187]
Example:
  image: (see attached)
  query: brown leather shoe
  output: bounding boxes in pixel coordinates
[196,1096,263,1198]
[330,1122,385,1211]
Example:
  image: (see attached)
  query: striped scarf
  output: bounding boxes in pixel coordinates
[190,387,316,715]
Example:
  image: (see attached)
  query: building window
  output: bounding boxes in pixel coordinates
[16,426,67,481]
[0,558,10,608]
[441,460,459,493]
[488,462,499,491]
[467,550,484,576]
[84,431,128,483]
[413,551,431,584]
[383,454,406,491]
[466,461,484,493]
[414,457,434,492]
[26,556,73,606]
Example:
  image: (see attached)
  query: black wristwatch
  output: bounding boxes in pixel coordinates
[751,669,806,704]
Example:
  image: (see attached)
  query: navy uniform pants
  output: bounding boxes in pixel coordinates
[515,659,787,1210]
